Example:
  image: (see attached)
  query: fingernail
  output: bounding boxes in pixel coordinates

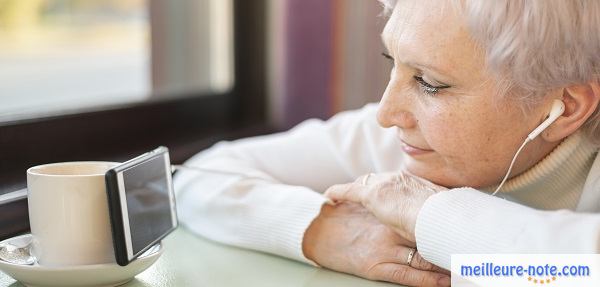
[438,276,450,287]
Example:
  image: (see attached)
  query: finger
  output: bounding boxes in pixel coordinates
[402,170,448,192]
[324,183,365,204]
[408,251,450,275]
[367,263,450,287]
[386,246,442,273]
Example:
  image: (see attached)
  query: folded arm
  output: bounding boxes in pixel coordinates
[416,188,600,269]
[324,173,600,271]
[174,104,401,263]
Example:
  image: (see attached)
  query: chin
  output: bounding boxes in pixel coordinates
[404,162,486,189]
[404,163,449,187]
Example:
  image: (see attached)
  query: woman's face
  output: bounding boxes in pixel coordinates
[378,0,560,188]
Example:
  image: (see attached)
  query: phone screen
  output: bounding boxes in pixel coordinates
[121,154,174,255]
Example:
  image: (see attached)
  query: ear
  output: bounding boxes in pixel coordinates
[542,81,600,142]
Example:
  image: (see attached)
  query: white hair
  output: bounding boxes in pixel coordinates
[378,0,600,145]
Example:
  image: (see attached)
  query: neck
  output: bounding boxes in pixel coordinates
[486,131,598,210]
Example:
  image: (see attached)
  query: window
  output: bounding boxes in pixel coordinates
[0,0,268,239]
[0,0,149,121]
[0,0,234,122]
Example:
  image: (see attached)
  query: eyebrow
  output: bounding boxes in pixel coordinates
[408,62,452,81]
[380,29,456,81]
[380,33,456,84]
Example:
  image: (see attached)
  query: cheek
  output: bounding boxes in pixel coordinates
[420,106,503,166]
[418,103,465,150]
[417,99,537,187]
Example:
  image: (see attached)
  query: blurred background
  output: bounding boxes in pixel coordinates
[0,0,390,237]
[0,0,389,126]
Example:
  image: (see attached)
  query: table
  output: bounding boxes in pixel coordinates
[1,228,399,287]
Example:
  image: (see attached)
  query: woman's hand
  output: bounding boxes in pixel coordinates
[324,172,447,242]
[303,202,450,287]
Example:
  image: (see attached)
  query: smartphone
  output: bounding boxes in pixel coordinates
[105,146,178,266]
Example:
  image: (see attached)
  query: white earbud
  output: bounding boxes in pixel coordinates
[492,99,565,196]
[527,99,565,140]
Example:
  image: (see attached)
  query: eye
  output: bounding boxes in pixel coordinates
[413,75,450,96]
[381,52,394,64]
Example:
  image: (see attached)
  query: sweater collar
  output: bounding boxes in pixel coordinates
[485,131,598,210]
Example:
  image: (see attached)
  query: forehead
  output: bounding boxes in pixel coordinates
[382,0,485,82]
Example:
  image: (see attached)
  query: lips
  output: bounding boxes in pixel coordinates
[398,138,434,156]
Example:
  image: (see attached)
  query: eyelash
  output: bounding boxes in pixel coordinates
[381,52,450,96]
[413,76,449,96]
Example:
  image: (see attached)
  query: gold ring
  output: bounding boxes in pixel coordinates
[361,173,373,186]
[406,248,417,266]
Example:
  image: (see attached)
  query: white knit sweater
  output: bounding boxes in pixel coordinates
[174,103,600,270]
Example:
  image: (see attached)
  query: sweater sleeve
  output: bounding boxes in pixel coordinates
[174,104,397,264]
[415,188,600,270]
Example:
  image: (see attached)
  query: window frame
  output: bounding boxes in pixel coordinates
[0,0,269,240]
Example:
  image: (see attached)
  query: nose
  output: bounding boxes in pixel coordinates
[376,81,417,129]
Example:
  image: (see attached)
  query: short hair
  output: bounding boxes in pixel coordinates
[378,0,600,145]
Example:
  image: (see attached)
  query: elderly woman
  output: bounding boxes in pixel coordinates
[175,0,600,286]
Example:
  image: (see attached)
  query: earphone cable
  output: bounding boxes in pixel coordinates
[171,164,271,181]
[491,138,530,196]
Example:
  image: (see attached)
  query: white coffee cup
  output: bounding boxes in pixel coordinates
[27,161,118,266]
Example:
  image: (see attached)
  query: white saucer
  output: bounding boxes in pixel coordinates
[0,234,163,287]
